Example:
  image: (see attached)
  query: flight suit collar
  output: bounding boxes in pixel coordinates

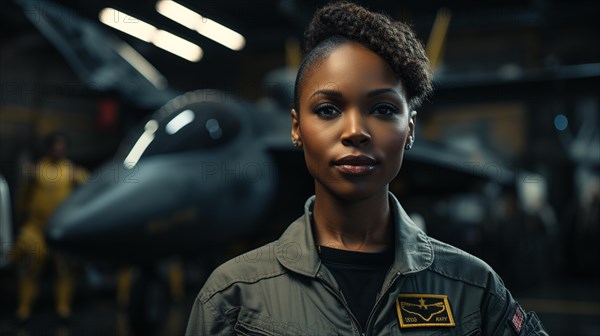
[276,192,434,277]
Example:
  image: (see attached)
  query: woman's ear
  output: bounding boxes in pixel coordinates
[291,109,302,148]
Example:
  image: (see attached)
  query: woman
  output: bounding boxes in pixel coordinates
[186,2,548,335]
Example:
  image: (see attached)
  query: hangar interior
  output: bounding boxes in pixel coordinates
[0,0,599,335]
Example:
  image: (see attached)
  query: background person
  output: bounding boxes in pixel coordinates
[10,131,87,322]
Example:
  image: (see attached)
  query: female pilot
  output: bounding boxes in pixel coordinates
[186,2,548,335]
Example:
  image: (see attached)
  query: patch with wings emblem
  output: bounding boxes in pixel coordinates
[395,294,456,328]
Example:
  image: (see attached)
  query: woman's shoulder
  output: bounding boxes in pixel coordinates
[197,240,288,303]
[426,237,506,293]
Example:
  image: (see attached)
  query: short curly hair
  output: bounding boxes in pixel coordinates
[293,1,433,112]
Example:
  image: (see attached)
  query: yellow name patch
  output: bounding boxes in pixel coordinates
[395,294,456,328]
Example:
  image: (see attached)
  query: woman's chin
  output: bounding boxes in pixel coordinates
[319,180,387,202]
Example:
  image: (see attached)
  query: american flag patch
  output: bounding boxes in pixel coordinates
[510,304,525,334]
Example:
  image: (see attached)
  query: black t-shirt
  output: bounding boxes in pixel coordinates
[318,245,394,331]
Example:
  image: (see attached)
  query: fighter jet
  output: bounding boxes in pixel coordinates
[45,90,284,261]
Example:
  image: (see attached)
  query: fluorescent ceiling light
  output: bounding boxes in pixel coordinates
[99,7,203,62]
[155,0,197,30]
[156,0,245,51]
[165,109,195,134]
[196,18,245,51]
[99,8,156,42]
[153,30,203,62]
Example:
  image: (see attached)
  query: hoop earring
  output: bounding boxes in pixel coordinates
[404,141,413,150]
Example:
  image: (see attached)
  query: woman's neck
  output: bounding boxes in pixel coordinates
[312,183,393,252]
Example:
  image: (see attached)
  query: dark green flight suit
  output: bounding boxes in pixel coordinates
[186,193,548,335]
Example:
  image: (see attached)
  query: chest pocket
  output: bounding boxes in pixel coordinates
[388,311,481,336]
[232,306,338,336]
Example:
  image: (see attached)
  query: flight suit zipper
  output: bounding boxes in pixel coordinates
[316,273,365,336]
[364,271,403,335]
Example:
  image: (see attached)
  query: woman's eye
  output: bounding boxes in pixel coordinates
[314,104,340,119]
[371,104,400,116]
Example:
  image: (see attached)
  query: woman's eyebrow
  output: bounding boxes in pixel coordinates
[367,88,401,98]
[308,88,402,100]
[310,89,343,99]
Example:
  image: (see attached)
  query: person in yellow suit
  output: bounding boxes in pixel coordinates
[11,132,87,322]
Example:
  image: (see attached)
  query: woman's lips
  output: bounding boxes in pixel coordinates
[335,164,377,175]
[333,155,378,176]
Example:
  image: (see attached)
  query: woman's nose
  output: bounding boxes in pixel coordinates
[340,110,371,147]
